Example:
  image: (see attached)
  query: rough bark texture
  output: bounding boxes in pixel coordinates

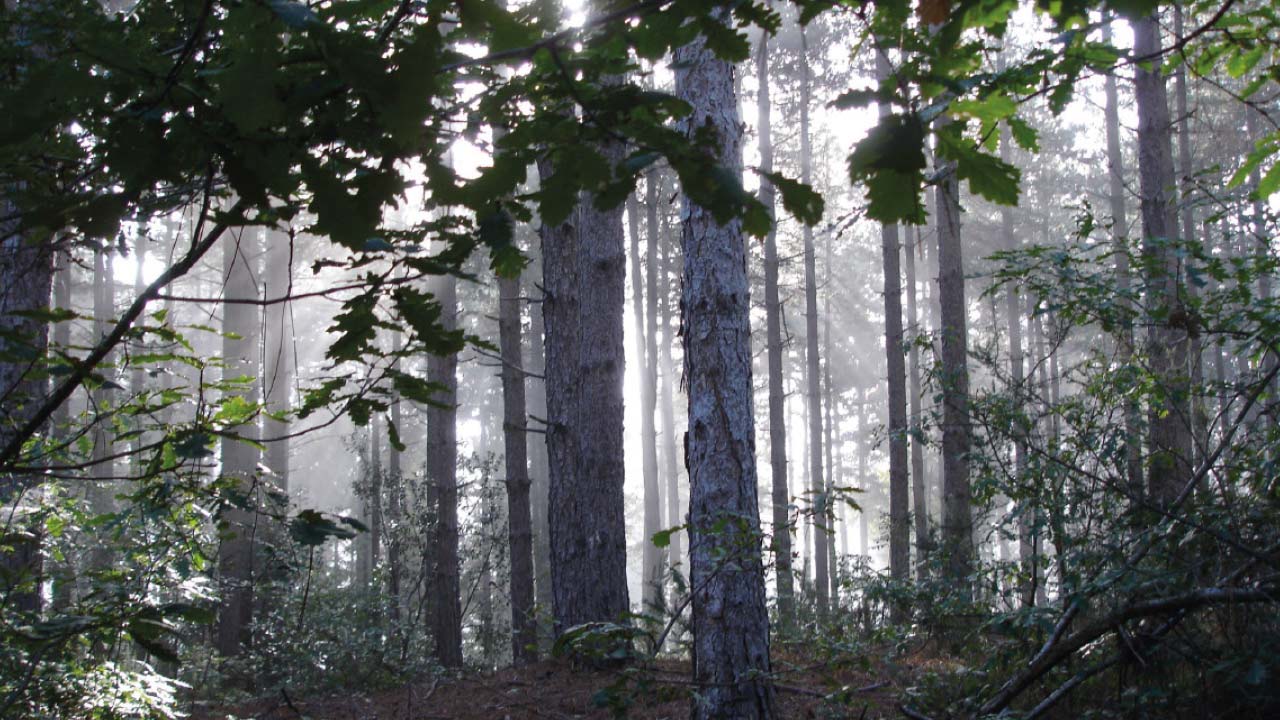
[630,189,663,614]
[756,29,793,628]
[429,272,463,666]
[934,112,975,590]
[498,262,536,662]
[877,54,910,595]
[0,211,53,615]
[1103,15,1144,499]
[217,230,262,657]
[1133,13,1194,506]
[539,149,631,636]
[903,225,930,575]
[675,23,775,718]
[799,28,829,617]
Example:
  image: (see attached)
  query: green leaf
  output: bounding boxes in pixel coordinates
[763,171,824,226]
[937,129,1021,206]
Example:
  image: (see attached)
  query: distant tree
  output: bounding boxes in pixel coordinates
[217,230,262,658]
[756,26,794,629]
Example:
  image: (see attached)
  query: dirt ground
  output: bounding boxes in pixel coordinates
[191,652,905,719]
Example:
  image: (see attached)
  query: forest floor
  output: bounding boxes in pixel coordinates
[192,645,927,719]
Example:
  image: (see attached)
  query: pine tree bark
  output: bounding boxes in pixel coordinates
[429,271,463,666]
[675,17,774,717]
[498,256,536,662]
[756,28,793,628]
[217,230,262,657]
[934,116,974,590]
[538,147,631,637]
[1133,12,1193,505]
[876,54,911,600]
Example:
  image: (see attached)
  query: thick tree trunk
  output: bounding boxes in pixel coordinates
[756,29,793,628]
[876,54,911,600]
[429,271,463,666]
[904,225,930,575]
[675,18,774,717]
[0,213,54,615]
[217,230,262,658]
[539,146,630,637]
[1133,12,1193,505]
[1103,15,1145,499]
[934,117,974,590]
[498,259,536,662]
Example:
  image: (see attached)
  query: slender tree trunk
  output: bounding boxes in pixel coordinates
[527,242,553,652]
[998,131,1035,608]
[429,270,463,666]
[387,335,405,623]
[539,147,630,637]
[876,54,911,602]
[217,230,262,658]
[798,27,829,618]
[88,248,115,575]
[1134,12,1193,505]
[904,225,930,575]
[1103,15,1144,499]
[675,18,774,717]
[857,386,869,558]
[498,254,536,662]
[263,229,292,518]
[756,28,793,628]
[630,189,663,614]
[658,198,683,580]
[370,415,384,582]
[934,113,974,590]
[822,230,838,605]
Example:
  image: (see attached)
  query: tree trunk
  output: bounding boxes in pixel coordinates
[263,229,293,548]
[934,113,974,590]
[798,27,829,618]
[217,230,262,658]
[1103,14,1145,499]
[429,271,463,666]
[527,242,553,652]
[387,335,405,624]
[498,257,536,662]
[876,54,911,601]
[904,225,930,575]
[823,230,838,605]
[675,17,775,717]
[539,147,630,637]
[0,213,54,615]
[630,188,663,614]
[658,196,684,583]
[756,28,793,629]
[1133,12,1193,505]
[999,131,1035,608]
